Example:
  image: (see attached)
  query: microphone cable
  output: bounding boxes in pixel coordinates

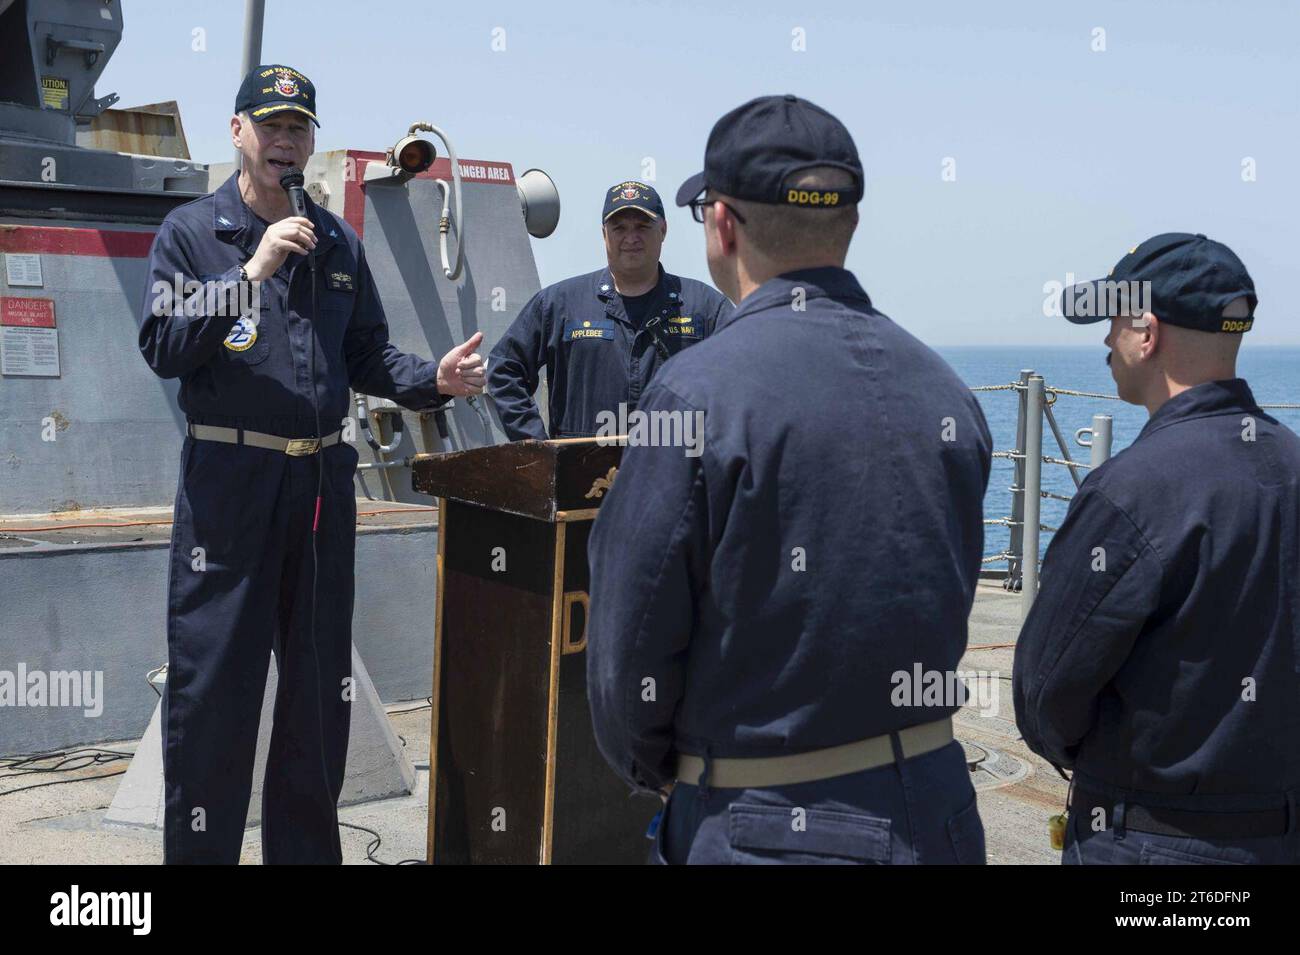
[297,201,340,862]
[280,167,342,858]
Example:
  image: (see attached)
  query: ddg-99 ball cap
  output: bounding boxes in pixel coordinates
[1062,233,1257,333]
[676,94,863,210]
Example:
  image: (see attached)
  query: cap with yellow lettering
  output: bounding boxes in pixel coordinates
[675,94,862,210]
[235,64,319,127]
[1061,233,1258,333]
[602,181,664,222]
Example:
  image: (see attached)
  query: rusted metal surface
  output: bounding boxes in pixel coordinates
[77,101,191,158]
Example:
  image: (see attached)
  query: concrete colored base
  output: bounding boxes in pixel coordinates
[104,646,415,830]
[0,503,439,757]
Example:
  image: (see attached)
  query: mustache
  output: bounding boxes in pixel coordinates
[1105,351,1112,367]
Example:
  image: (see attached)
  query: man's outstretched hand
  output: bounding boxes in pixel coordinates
[437,331,486,396]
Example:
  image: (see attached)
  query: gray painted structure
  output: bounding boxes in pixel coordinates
[1,144,547,754]
[0,517,440,755]
[0,0,553,763]
[104,644,418,830]
[0,145,548,752]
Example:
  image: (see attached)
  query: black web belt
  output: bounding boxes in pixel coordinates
[1074,788,1289,839]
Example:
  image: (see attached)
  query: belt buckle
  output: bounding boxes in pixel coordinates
[285,438,320,456]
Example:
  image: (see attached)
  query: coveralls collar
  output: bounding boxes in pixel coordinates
[717,266,872,333]
[1138,378,1262,440]
[596,263,684,330]
[595,263,668,302]
[212,171,337,257]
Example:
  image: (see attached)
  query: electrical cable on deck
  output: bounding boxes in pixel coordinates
[0,748,133,798]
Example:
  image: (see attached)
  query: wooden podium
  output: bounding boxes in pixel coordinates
[411,438,661,864]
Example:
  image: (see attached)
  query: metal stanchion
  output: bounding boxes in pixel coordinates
[1021,375,1045,620]
[1007,369,1032,591]
[236,0,266,168]
[1089,413,1113,468]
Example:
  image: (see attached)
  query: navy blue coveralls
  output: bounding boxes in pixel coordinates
[486,265,730,439]
[1013,380,1300,864]
[587,268,993,864]
[139,172,447,864]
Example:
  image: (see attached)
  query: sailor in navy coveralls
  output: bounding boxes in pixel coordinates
[1014,234,1300,864]
[587,96,993,864]
[138,65,485,864]
[487,181,730,439]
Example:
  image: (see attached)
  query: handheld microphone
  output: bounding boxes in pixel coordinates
[279,167,315,272]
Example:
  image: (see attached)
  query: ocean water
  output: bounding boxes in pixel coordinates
[935,346,1300,566]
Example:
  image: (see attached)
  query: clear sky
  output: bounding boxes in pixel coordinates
[102,0,1300,345]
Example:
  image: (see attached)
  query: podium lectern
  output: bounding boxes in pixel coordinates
[412,438,660,864]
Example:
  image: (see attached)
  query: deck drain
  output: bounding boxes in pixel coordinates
[963,741,1028,790]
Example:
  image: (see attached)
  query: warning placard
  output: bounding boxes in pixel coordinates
[1,327,60,376]
[1,297,59,376]
[4,252,43,287]
[1,296,56,327]
[42,75,69,111]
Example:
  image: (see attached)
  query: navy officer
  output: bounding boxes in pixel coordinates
[1014,234,1300,864]
[586,95,993,864]
[486,181,730,439]
[138,64,484,864]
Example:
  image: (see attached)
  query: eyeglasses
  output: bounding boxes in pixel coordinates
[688,195,746,225]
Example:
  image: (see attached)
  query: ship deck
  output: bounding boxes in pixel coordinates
[0,582,1066,864]
[0,501,438,551]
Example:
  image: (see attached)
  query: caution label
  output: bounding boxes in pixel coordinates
[41,76,69,111]
[1,297,56,328]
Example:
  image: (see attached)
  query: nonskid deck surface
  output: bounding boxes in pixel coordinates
[0,501,440,550]
[0,584,1065,864]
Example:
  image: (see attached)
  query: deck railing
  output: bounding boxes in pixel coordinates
[973,371,1298,620]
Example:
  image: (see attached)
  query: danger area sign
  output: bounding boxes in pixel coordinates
[1,297,56,328]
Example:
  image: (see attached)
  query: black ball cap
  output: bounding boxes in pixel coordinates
[676,94,863,210]
[602,181,665,222]
[1061,233,1258,333]
[235,64,319,127]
